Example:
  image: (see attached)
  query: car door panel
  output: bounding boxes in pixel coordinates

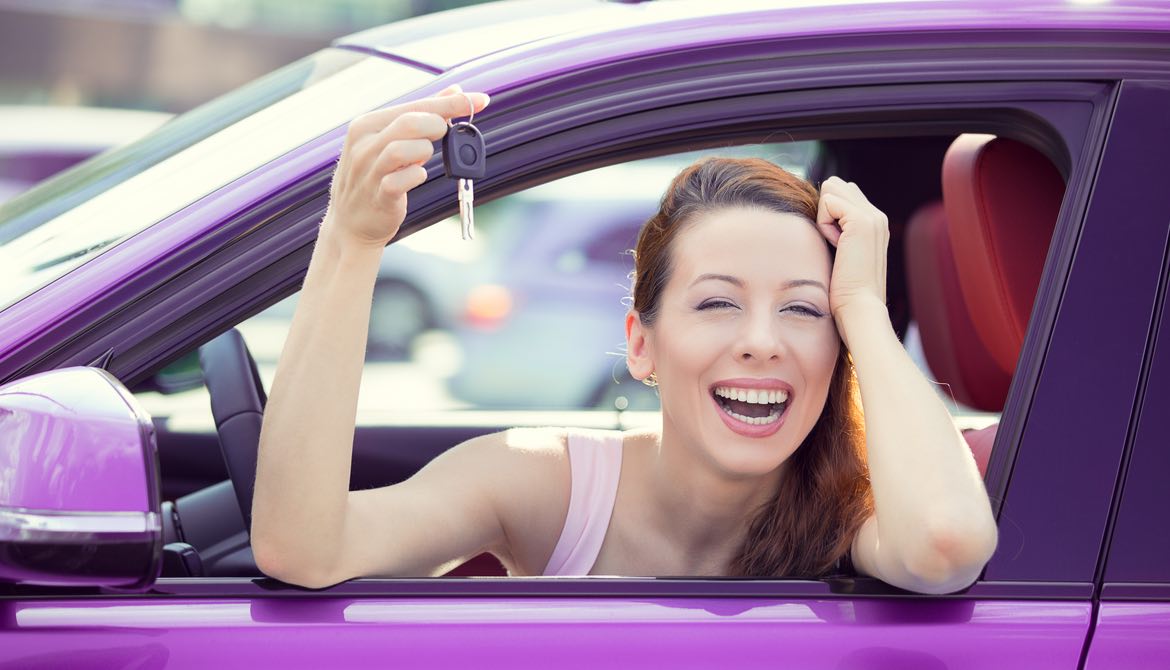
[1085,82,1170,665]
[1084,602,1170,670]
[0,595,1091,669]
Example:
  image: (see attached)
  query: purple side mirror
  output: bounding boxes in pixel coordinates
[0,367,161,590]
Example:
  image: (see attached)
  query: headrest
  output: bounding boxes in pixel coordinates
[905,201,1012,411]
[942,135,1064,373]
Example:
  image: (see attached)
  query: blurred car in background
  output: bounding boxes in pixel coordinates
[450,185,654,409]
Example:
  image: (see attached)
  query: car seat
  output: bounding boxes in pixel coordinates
[905,134,1064,476]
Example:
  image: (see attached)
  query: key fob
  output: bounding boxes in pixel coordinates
[443,122,486,180]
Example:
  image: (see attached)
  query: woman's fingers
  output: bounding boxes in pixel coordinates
[372,138,434,178]
[357,90,489,136]
[377,164,430,205]
[815,191,847,247]
[817,176,890,315]
[325,87,490,247]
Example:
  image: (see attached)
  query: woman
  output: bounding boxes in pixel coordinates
[251,86,998,591]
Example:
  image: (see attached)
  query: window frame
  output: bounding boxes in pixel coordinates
[174,85,1111,596]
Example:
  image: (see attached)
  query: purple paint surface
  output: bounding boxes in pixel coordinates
[1084,602,1170,669]
[0,596,1090,669]
[0,367,151,512]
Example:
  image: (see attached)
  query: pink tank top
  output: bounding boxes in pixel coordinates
[542,430,624,576]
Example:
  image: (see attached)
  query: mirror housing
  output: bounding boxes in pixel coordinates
[0,367,161,590]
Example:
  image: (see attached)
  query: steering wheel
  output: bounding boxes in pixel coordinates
[197,328,266,535]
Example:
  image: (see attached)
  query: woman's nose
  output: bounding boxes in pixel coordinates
[737,311,783,362]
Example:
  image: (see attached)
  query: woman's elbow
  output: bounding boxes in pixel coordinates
[252,538,339,590]
[903,520,999,594]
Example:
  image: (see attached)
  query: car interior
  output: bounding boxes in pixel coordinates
[139,128,1066,582]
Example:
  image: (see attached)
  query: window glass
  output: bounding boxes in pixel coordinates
[0,49,430,311]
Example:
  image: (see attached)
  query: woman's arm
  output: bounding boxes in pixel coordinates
[250,87,505,587]
[816,177,998,594]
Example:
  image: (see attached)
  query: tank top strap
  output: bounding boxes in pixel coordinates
[542,429,624,576]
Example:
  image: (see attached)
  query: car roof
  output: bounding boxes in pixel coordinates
[336,0,1170,73]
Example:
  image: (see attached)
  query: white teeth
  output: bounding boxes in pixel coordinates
[714,386,789,405]
[725,408,782,425]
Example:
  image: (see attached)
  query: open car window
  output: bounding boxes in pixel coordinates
[132,124,1067,580]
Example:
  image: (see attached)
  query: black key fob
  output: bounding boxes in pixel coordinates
[443,121,486,180]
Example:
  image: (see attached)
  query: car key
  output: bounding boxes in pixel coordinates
[442,98,486,240]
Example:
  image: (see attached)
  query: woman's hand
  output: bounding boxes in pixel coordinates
[322,84,490,249]
[815,176,890,330]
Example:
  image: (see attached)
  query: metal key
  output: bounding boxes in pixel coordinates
[442,99,486,240]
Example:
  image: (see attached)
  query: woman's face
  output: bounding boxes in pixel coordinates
[631,206,840,478]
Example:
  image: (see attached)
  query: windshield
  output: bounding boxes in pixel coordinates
[0,48,431,311]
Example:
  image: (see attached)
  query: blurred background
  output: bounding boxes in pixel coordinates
[0,0,492,111]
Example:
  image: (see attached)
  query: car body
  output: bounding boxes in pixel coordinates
[2,0,1170,667]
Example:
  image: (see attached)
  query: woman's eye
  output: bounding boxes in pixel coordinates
[697,298,736,311]
[785,304,825,318]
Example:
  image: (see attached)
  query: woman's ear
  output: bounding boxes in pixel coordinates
[625,310,655,381]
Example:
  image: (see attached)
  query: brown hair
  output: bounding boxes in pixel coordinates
[631,156,873,577]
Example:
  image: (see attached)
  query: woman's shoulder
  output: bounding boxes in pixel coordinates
[461,427,642,575]
[459,427,570,575]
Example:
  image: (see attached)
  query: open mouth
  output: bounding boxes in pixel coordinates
[713,386,789,424]
[711,385,791,435]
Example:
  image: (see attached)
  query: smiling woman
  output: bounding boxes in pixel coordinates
[623,158,871,578]
[250,90,997,591]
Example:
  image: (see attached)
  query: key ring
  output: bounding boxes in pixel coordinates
[446,92,476,127]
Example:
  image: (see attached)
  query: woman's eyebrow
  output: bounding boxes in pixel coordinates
[784,278,829,294]
[690,273,743,288]
[689,274,828,294]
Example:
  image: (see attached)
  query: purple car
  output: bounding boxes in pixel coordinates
[2,0,1170,666]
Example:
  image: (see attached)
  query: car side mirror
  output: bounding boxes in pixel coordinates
[0,367,161,590]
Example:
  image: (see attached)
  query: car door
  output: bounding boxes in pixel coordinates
[0,28,1155,670]
[1081,81,1170,670]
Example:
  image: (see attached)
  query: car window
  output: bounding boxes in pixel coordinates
[129,124,1071,584]
[0,49,431,312]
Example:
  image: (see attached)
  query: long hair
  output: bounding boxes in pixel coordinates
[630,156,873,577]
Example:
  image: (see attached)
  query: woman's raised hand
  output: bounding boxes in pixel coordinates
[814,176,890,325]
[322,84,490,249]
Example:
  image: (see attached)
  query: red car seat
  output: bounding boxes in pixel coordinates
[942,134,1064,373]
[905,201,1012,412]
[905,134,1064,477]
